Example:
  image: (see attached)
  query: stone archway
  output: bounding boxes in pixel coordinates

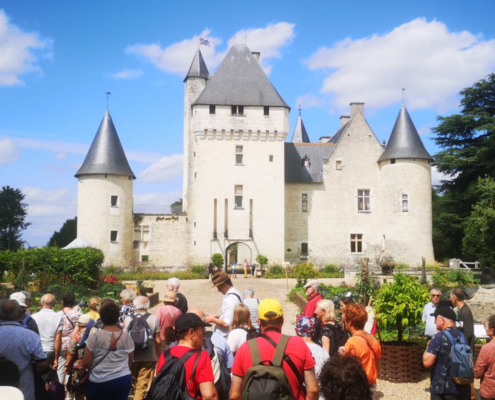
[225,242,252,271]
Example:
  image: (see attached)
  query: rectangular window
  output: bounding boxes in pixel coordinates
[336,160,342,170]
[209,105,216,114]
[302,193,308,212]
[236,146,243,165]
[301,243,308,255]
[269,155,273,162]
[402,194,409,212]
[142,255,149,262]
[110,231,118,242]
[231,105,244,115]
[350,234,363,253]
[235,185,243,208]
[264,106,270,116]
[358,189,371,212]
[111,195,118,207]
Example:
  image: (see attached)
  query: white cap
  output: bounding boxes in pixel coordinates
[304,280,320,289]
[0,387,25,400]
[10,292,27,307]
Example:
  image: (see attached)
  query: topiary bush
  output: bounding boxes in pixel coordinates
[256,254,268,266]
[211,253,224,268]
[292,263,319,287]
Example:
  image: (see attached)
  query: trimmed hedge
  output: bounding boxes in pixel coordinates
[0,247,104,289]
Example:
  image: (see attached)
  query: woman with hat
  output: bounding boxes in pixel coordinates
[296,316,329,383]
[66,314,92,400]
[156,313,217,399]
[156,291,182,350]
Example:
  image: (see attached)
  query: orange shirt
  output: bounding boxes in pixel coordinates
[344,333,381,384]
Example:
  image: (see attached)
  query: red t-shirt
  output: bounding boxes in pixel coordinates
[156,345,215,397]
[232,331,315,400]
[304,294,322,317]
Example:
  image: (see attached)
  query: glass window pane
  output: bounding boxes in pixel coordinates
[236,154,243,164]
[351,241,356,252]
[239,106,244,115]
[357,241,362,253]
[235,196,242,208]
[236,146,243,153]
[235,185,243,194]
[231,105,236,114]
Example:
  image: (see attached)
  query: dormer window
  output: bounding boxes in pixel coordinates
[302,155,310,168]
[231,105,244,116]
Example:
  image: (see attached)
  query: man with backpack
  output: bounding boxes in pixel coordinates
[230,299,319,400]
[123,296,161,400]
[205,271,243,337]
[423,306,472,400]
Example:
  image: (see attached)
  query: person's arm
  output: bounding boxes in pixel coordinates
[474,346,488,379]
[198,381,217,400]
[205,315,230,328]
[304,367,319,400]
[128,351,134,368]
[230,375,243,400]
[53,330,62,370]
[322,335,330,354]
[155,333,162,358]
[423,351,437,368]
[82,347,93,369]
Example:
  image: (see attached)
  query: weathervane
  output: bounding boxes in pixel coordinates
[106,92,111,109]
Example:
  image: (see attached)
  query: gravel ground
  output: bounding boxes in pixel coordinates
[144,277,481,400]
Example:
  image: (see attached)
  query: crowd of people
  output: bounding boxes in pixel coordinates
[0,274,494,400]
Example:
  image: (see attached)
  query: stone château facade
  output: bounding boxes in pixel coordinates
[74,44,435,269]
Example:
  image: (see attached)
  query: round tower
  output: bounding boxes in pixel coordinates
[378,104,435,266]
[75,110,135,267]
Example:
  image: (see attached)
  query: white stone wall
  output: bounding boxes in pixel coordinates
[77,174,133,267]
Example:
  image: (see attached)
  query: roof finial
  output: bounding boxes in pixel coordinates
[197,33,200,50]
[402,88,405,104]
[106,92,111,110]
[299,104,301,117]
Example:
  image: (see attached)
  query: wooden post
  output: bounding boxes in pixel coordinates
[285,267,289,294]
[421,256,426,282]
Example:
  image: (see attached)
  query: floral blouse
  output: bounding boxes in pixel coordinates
[58,308,81,351]
[68,332,85,370]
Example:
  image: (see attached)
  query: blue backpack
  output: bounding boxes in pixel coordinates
[443,330,474,385]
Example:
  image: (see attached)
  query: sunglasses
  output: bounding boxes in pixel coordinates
[431,294,441,298]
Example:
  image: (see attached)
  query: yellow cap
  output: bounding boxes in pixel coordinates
[258,299,284,320]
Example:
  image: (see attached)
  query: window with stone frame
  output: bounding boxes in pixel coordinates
[301,243,308,255]
[264,106,270,116]
[402,194,409,212]
[336,160,342,170]
[236,146,243,165]
[235,185,243,209]
[357,189,371,212]
[350,234,363,253]
[231,105,244,116]
[209,105,216,114]
[302,193,308,212]
[110,231,118,242]
[111,195,118,207]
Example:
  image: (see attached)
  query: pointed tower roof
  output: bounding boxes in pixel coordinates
[184,49,210,82]
[378,104,432,162]
[75,110,136,178]
[193,44,289,108]
[291,109,310,143]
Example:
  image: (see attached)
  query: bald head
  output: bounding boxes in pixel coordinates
[188,308,204,319]
[40,294,56,308]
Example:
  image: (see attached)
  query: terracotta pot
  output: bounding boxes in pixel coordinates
[379,341,422,383]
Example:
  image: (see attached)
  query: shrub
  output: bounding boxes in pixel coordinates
[211,253,224,268]
[191,265,206,274]
[264,265,287,279]
[431,269,478,287]
[292,263,319,287]
[320,264,342,278]
[256,254,268,266]
[395,263,409,271]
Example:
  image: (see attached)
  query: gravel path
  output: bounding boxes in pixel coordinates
[143,277,481,400]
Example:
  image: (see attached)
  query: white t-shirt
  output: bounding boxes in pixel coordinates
[422,302,439,337]
[227,328,248,354]
[31,309,63,353]
[216,287,243,336]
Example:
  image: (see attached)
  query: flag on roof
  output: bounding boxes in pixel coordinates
[199,37,210,47]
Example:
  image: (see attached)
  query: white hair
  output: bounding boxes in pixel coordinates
[133,296,150,311]
[243,288,254,298]
[120,289,137,302]
[430,288,441,294]
[167,277,181,290]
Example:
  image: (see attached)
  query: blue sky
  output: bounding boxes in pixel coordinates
[1,0,495,247]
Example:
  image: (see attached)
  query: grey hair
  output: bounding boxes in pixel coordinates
[133,296,150,311]
[0,300,21,322]
[430,288,441,294]
[20,290,31,300]
[120,289,137,302]
[167,277,181,290]
[243,288,254,298]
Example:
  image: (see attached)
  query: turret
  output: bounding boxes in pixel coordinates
[75,110,135,267]
[291,108,310,143]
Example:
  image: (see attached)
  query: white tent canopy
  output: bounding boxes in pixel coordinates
[62,236,94,249]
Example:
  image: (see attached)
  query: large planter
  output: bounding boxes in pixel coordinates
[147,292,159,308]
[379,342,423,383]
[292,293,308,311]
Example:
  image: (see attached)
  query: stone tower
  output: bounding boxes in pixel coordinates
[75,110,135,266]
[378,104,435,266]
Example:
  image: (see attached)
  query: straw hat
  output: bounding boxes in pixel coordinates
[212,271,230,287]
[161,291,177,304]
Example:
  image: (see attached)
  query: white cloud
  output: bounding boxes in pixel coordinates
[0,10,53,86]
[431,166,455,186]
[23,187,76,219]
[418,124,433,136]
[125,22,295,76]
[295,94,326,110]
[24,187,68,203]
[0,137,20,164]
[112,69,143,79]
[305,18,495,112]
[134,190,182,213]
[139,154,183,183]
[54,152,66,160]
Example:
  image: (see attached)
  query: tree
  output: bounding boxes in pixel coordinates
[0,186,30,250]
[463,177,495,267]
[170,198,183,214]
[48,217,77,248]
[256,254,268,266]
[432,73,495,261]
[211,253,224,268]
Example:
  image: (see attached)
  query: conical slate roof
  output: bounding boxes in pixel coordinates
[75,110,136,178]
[378,104,432,162]
[193,44,289,108]
[291,112,310,143]
[184,49,210,82]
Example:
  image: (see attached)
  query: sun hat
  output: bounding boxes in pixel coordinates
[258,299,284,320]
[304,280,320,289]
[212,271,230,287]
[175,313,211,334]
[296,316,316,337]
[10,292,27,307]
[161,291,177,303]
[78,314,92,326]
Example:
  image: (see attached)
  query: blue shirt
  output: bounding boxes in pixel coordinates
[0,322,47,400]
[210,331,234,368]
[427,327,469,395]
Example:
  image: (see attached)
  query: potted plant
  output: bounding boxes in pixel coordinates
[374,273,429,382]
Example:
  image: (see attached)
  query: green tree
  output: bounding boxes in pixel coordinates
[48,217,77,248]
[0,186,30,250]
[432,73,495,260]
[256,254,268,266]
[463,177,495,267]
[170,198,183,214]
[211,253,224,268]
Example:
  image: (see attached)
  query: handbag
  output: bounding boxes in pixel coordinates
[47,374,65,400]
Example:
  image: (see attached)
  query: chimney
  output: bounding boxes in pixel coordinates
[350,102,365,118]
[252,52,260,63]
[340,115,351,127]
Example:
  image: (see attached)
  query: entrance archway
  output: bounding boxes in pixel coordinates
[225,242,252,271]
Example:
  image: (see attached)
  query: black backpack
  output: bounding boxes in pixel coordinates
[240,327,259,340]
[127,313,155,350]
[146,348,202,400]
[327,322,349,356]
[203,333,231,400]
